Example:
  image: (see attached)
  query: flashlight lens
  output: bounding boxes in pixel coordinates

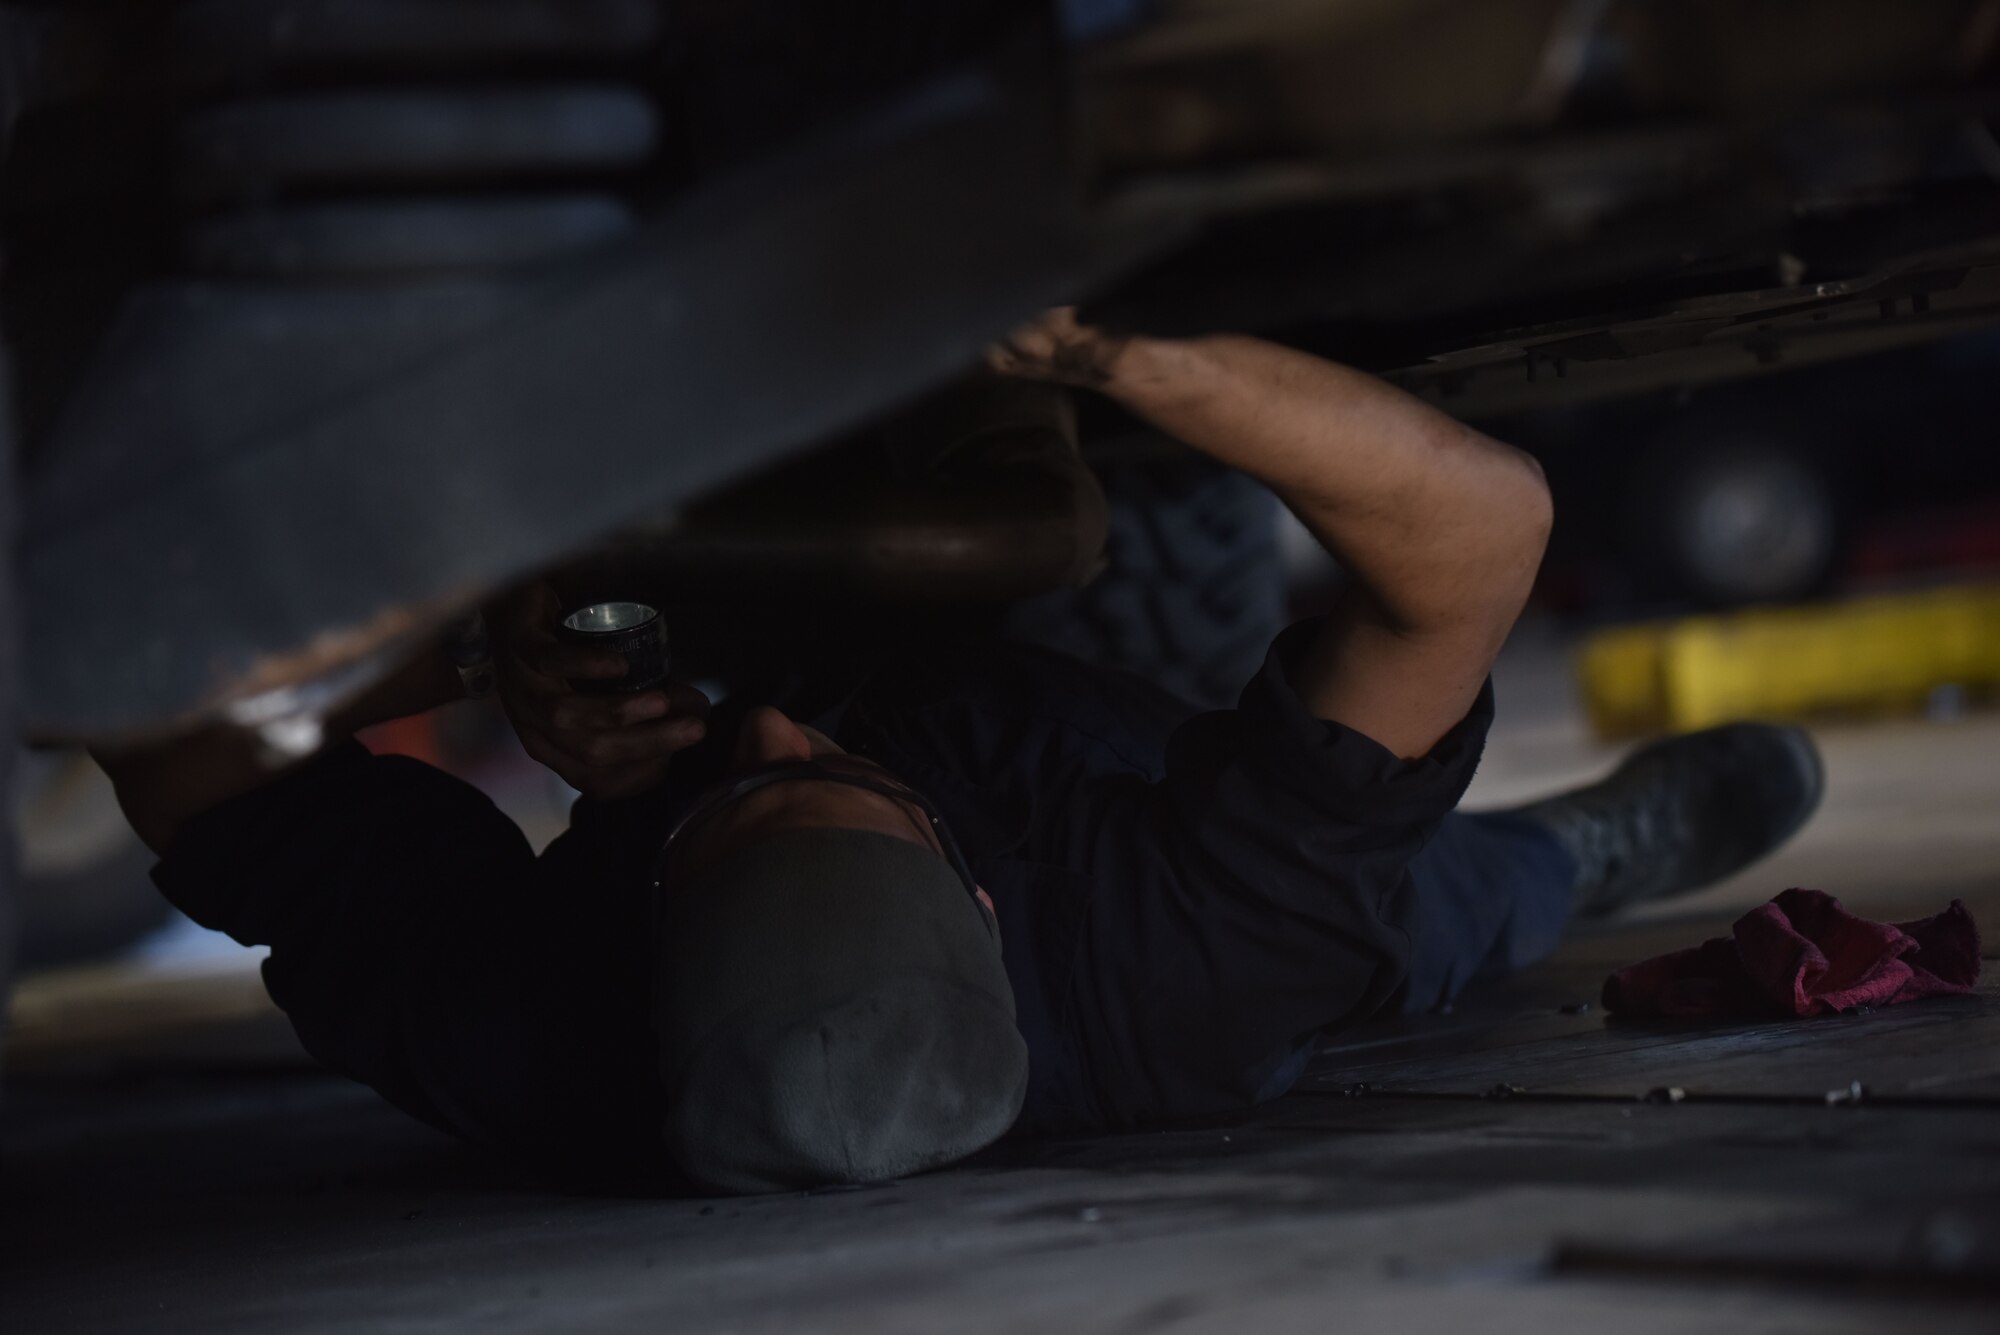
[561,601,657,634]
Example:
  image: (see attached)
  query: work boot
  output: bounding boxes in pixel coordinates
[1510,723,1825,918]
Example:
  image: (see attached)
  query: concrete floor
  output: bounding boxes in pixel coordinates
[4,630,1997,1333]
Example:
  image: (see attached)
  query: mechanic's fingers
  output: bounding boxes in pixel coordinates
[545,682,709,732]
[548,689,665,732]
[1003,305,1077,344]
[1005,306,1084,355]
[520,723,667,800]
[985,342,1027,375]
[577,714,708,767]
[527,641,631,682]
[989,329,1046,361]
[988,307,1111,384]
[496,662,575,712]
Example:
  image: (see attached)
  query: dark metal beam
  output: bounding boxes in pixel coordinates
[21,67,1166,739]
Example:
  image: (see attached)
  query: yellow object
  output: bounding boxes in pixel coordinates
[1576,584,2000,738]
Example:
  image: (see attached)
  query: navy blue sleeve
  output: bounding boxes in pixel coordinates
[1040,621,1492,1131]
[151,742,666,1167]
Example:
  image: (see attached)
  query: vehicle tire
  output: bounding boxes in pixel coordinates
[1004,440,1285,709]
[1628,432,1844,608]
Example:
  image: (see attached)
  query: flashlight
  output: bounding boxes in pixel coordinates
[558,601,670,694]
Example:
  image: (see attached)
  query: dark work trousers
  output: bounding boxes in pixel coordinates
[1398,810,1576,1014]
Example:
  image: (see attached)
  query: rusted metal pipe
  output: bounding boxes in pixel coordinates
[561,377,1108,607]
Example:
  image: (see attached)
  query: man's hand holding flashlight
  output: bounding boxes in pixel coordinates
[490,582,709,799]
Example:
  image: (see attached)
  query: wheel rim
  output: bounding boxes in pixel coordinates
[1680,453,1835,603]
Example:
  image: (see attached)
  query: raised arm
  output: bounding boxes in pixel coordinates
[94,638,468,855]
[90,598,699,1165]
[991,310,1551,759]
[98,582,711,854]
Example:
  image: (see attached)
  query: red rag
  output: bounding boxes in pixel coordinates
[1602,889,1982,1019]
